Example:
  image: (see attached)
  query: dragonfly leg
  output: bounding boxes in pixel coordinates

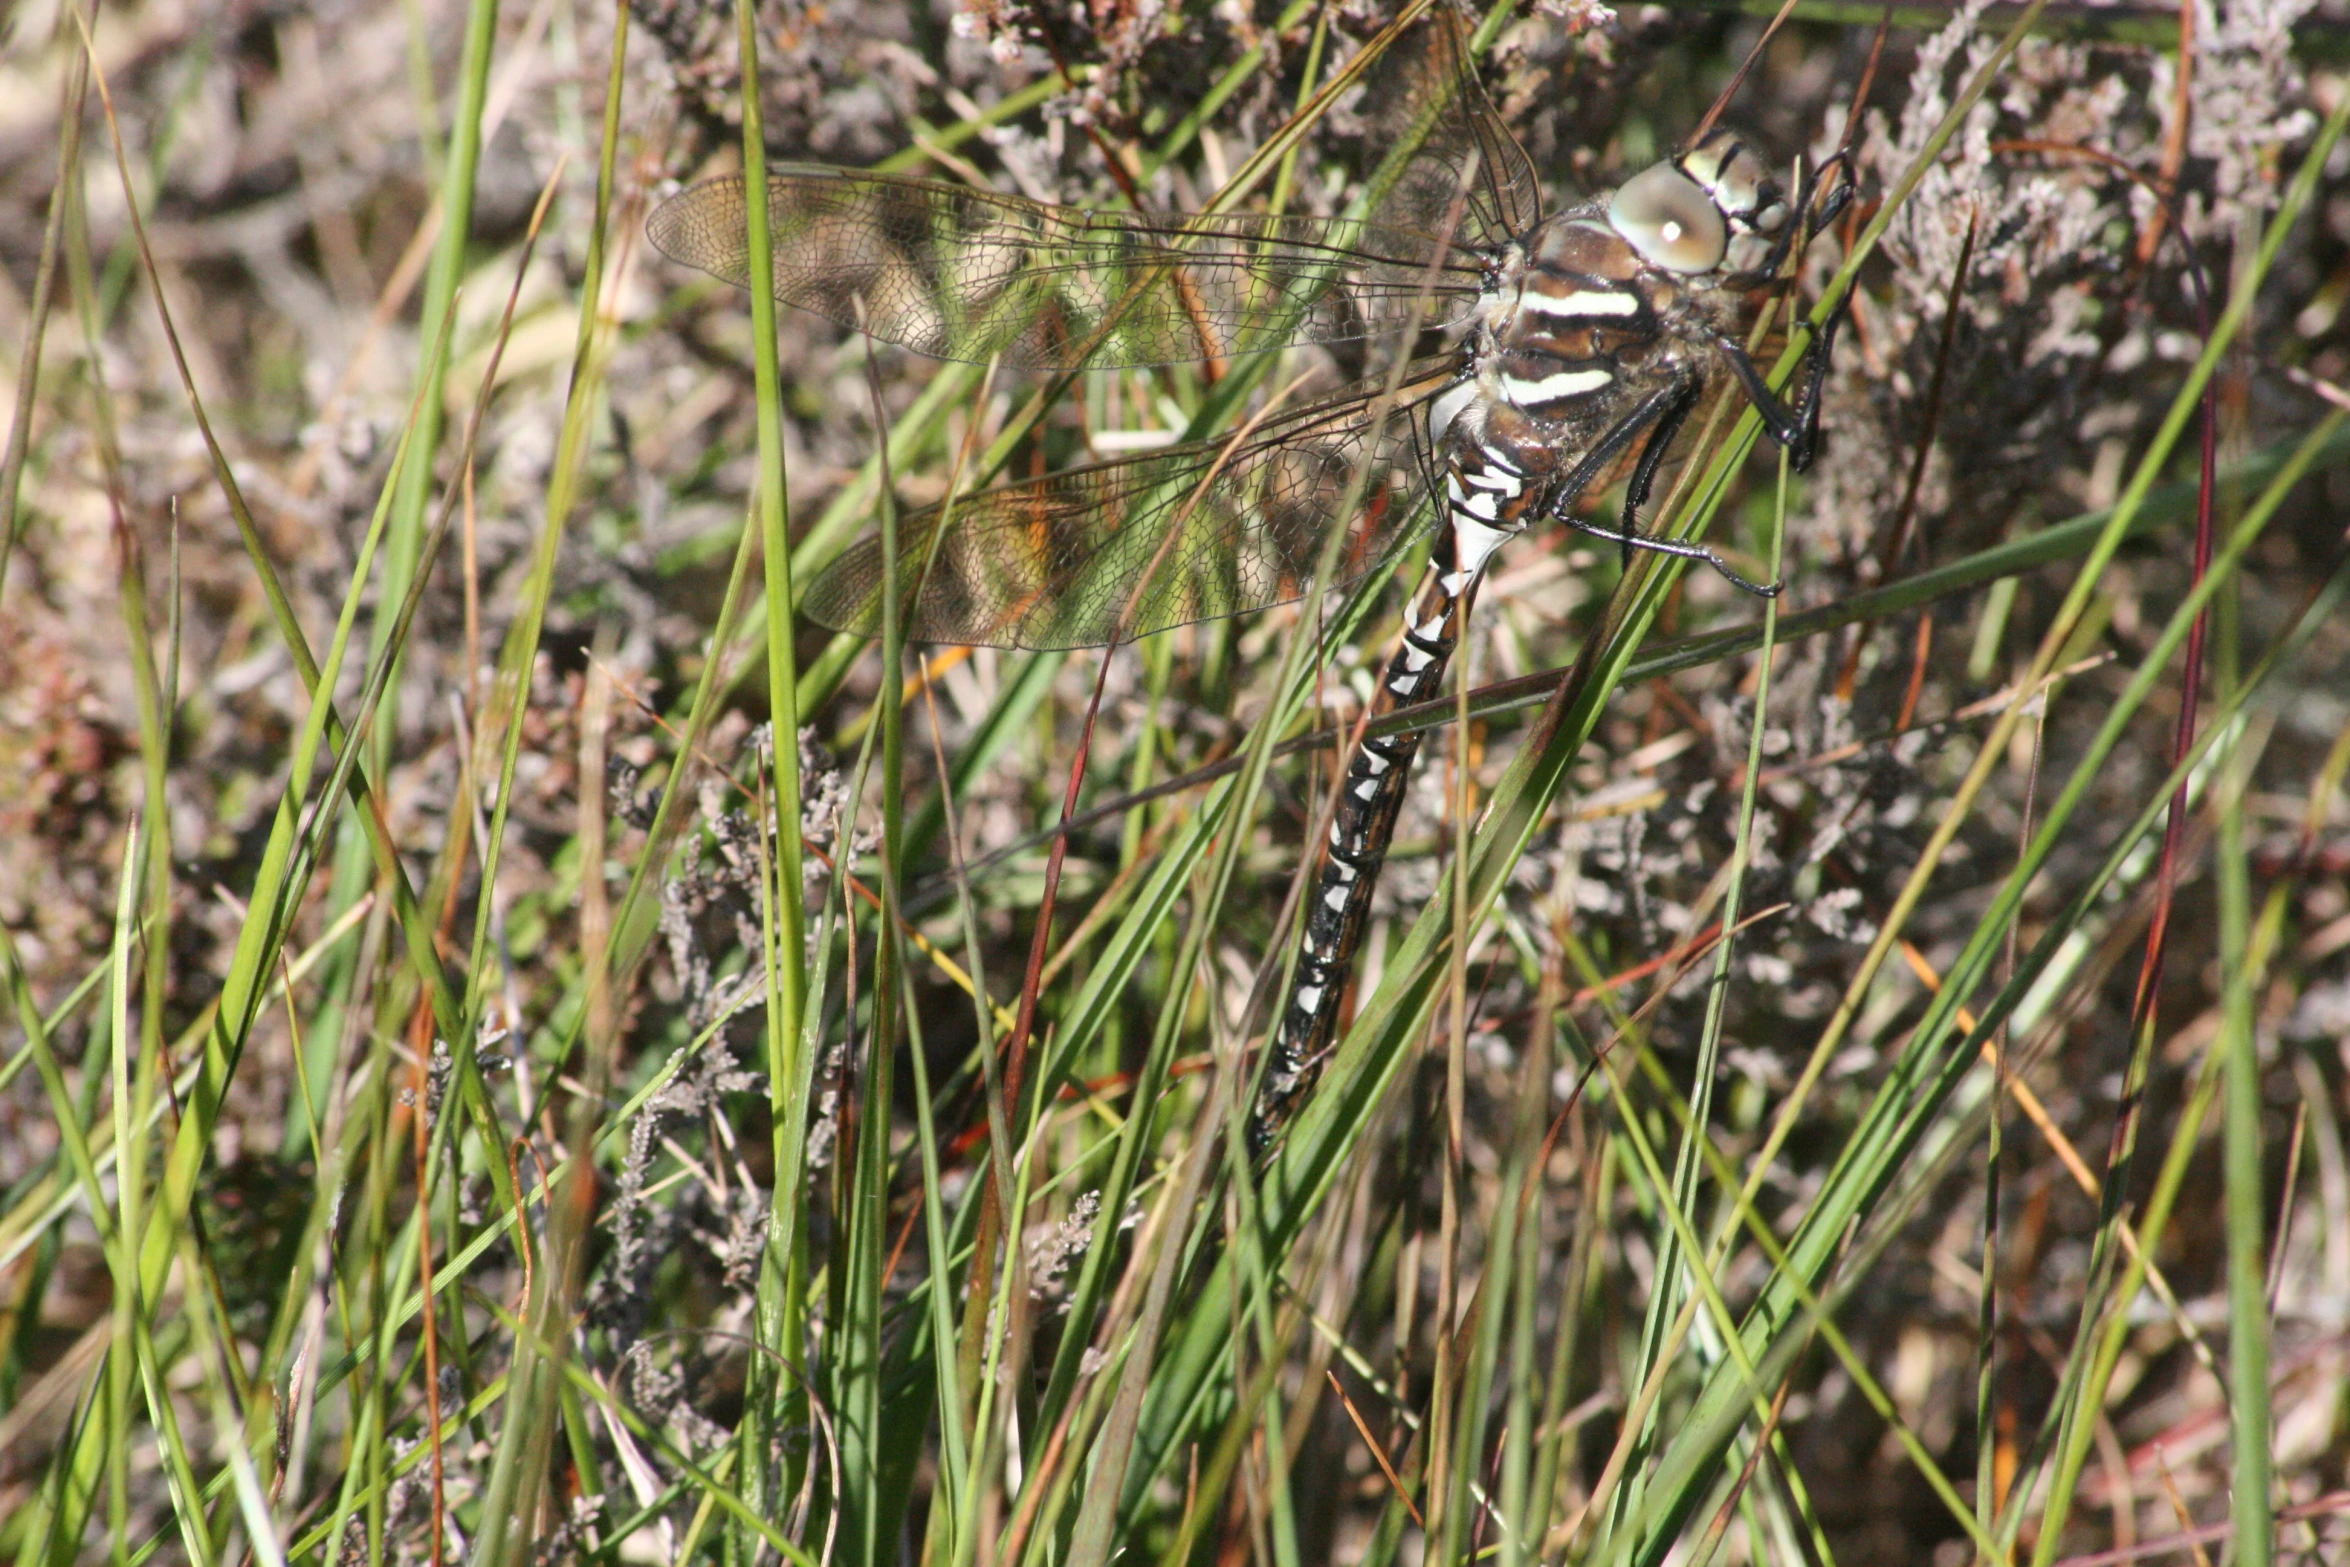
[1711,283,1849,472]
[1783,286,1850,469]
[1713,149,1857,468]
[1711,334,1807,450]
[1557,510,1782,598]
[1548,376,1694,522]
[1739,149,1857,286]
[1541,373,1775,595]
[1804,151,1857,234]
[1614,373,1704,566]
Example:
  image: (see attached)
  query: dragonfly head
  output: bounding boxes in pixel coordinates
[1607,129,1789,280]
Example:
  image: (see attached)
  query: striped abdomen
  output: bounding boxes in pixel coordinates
[1252,444,1533,1152]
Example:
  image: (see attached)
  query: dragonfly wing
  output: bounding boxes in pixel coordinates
[801,376,1447,650]
[1352,4,1544,253]
[648,171,1485,371]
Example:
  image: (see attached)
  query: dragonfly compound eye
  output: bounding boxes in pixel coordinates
[1607,162,1730,275]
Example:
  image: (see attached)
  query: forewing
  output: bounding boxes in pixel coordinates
[1351,3,1544,252]
[801,378,1445,650]
[648,171,1487,371]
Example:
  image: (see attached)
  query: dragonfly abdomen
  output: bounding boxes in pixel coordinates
[1252,445,1534,1153]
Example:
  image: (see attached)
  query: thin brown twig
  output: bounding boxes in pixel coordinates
[1692,1379,1797,1563]
[1328,1370,1424,1529]
[1554,905,1790,1010]
[1879,203,1980,579]
[1995,138,2176,198]
[1845,7,1895,154]
[506,1136,548,1317]
[2096,178,2228,1274]
[1896,608,1934,733]
[1692,0,1807,149]
[2046,1491,2350,1567]
[2135,0,2196,266]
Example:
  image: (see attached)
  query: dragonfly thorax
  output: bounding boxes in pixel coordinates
[1430,129,1794,489]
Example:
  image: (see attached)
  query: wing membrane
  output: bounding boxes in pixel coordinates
[1350,4,1543,249]
[649,5,1540,371]
[649,172,1487,371]
[801,373,1449,649]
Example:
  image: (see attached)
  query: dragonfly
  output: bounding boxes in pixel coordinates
[649,4,1851,1150]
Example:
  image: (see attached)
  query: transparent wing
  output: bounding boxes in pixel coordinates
[648,172,1491,371]
[801,371,1451,650]
[1350,3,1544,249]
[648,6,1539,371]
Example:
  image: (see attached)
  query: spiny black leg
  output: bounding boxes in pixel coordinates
[1778,152,1857,464]
[1746,151,1857,280]
[1812,170,1856,233]
[1713,336,1807,450]
[1799,149,1857,237]
[1550,382,1686,514]
[1712,274,1853,473]
[1556,512,1782,598]
[1784,288,1849,470]
[1618,374,1703,541]
[1721,147,1858,459]
[1547,372,1778,597]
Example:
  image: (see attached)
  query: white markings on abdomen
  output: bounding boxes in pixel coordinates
[1447,512,1516,582]
[1427,379,1478,448]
